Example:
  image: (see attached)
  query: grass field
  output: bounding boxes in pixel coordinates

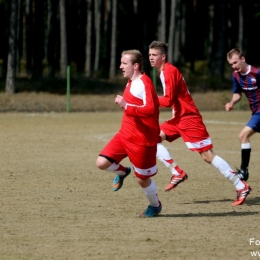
[0,110,259,260]
[0,91,250,112]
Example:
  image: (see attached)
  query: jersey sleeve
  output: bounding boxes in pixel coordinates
[232,74,242,93]
[158,69,181,108]
[125,78,158,117]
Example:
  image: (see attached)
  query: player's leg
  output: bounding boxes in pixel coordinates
[236,113,260,181]
[157,122,188,191]
[137,177,162,218]
[200,149,244,190]
[201,149,252,206]
[96,133,131,191]
[130,145,162,217]
[179,116,251,205]
[236,126,254,181]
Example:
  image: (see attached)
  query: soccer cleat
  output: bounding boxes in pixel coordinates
[164,171,188,191]
[235,168,249,181]
[232,181,252,206]
[138,201,162,218]
[112,166,131,191]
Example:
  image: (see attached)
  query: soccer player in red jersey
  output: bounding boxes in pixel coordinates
[225,48,260,182]
[148,41,251,206]
[96,49,162,217]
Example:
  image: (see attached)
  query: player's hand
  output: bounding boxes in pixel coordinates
[225,102,233,112]
[171,109,175,119]
[115,95,126,109]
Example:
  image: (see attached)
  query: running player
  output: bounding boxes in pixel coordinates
[148,41,251,206]
[225,48,260,181]
[96,49,162,217]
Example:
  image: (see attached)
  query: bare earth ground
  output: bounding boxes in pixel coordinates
[0,109,260,260]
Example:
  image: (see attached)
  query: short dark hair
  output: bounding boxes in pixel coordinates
[149,41,168,54]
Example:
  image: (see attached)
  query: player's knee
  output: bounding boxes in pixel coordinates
[202,156,211,164]
[96,156,106,170]
[200,150,214,163]
[238,132,243,141]
[136,176,151,188]
[238,132,248,143]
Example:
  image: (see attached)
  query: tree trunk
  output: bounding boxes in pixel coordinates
[15,0,21,74]
[5,0,18,94]
[109,0,116,78]
[180,2,186,64]
[94,0,101,74]
[237,1,243,49]
[47,0,58,78]
[160,0,166,42]
[104,0,110,33]
[25,0,32,76]
[168,0,176,63]
[103,0,110,71]
[209,1,227,85]
[32,0,45,80]
[59,0,68,78]
[133,0,138,14]
[207,3,214,60]
[85,0,92,77]
[173,0,180,63]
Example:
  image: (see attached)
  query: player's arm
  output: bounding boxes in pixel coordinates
[126,84,158,117]
[225,93,242,111]
[225,75,242,112]
[158,73,176,108]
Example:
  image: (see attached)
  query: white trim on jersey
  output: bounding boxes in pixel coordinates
[160,72,166,95]
[127,79,146,107]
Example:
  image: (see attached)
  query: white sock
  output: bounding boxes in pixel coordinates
[211,155,245,190]
[241,143,251,149]
[105,163,126,176]
[157,143,180,175]
[143,180,160,207]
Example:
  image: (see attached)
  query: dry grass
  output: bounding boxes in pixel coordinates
[0,91,250,112]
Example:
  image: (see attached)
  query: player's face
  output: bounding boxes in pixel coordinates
[120,54,135,79]
[228,54,246,73]
[148,49,166,70]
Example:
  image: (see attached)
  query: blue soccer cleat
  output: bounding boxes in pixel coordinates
[112,166,131,191]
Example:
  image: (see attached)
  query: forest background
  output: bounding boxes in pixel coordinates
[0,0,260,111]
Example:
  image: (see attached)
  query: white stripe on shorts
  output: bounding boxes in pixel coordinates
[133,165,158,177]
[185,137,212,150]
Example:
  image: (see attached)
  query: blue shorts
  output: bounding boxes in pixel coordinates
[247,112,260,132]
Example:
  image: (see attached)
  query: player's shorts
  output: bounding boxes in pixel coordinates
[99,132,158,179]
[247,112,260,132]
[160,116,213,152]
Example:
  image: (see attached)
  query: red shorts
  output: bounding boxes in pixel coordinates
[99,132,158,179]
[160,116,213,152]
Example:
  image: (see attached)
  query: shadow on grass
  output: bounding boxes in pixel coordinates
[187,196,260,206]
[157,211,259,218]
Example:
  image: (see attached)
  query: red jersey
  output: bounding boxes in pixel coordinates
[119,72,160,146]
[159,62,201,118]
